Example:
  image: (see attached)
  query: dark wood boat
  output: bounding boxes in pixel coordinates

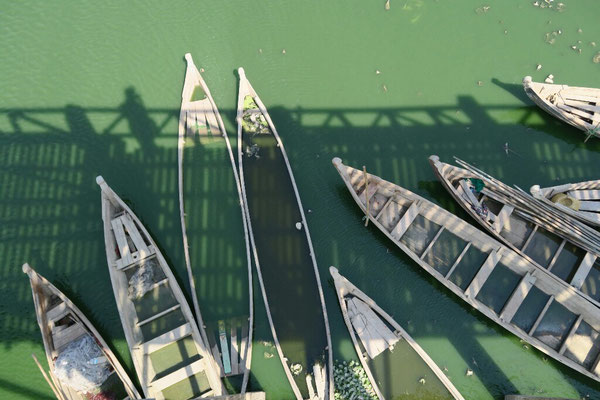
[236,67,333,400]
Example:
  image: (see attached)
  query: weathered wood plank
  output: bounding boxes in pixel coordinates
[578,201,600,212]
[500,272,537,323]
[140,323,192,354]
[119,214,149,256]
[567,190,600,201]
[111,217,132,265]
[420,226,445,259]
[445,242,472,279]
[230,324,239,376]
[390,202,419,240]
[529,296,554,336]
[570,252,597,289]
[465,250,501,299]
[494,204,515,233]
[559,315,584,355]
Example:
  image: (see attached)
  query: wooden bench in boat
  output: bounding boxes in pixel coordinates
[567,190,600,201]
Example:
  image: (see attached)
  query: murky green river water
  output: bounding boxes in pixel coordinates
[2,1,600,399]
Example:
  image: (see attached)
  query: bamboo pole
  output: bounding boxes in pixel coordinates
[363,166,370,227]
[31,353,63,400]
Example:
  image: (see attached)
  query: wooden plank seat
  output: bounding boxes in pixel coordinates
[494,204,515,233]
[570,253,597,289]
[568,190,600,200]
[136,304,181,327]
[465,249,501,299]
[140,323,193,354]
[347,297,398,359]
[149,358,207,393]
[46,301,69,322]
[500,272,537,323]
[577,210,600,224]
[578,201,600,212]
[390,201,420,240]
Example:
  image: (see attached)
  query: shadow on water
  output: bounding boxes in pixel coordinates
[1,85,600,399]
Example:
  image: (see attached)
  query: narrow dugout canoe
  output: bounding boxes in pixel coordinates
[23,263,142,400]
[330,267,465,400]
[97,176,225,400]
[531,180,600,228]
[236,67,333,400]
[333,157,600,384]
[522,76,600,140]
[429,156,600,308]
[178,53,253,391]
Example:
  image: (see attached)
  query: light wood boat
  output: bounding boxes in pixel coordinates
[178,53,253,391]
[531,180,600,228]
[23,263,142,400]
[522,76,600,140]
[236,67,333,400]
[333,157,600,384]
[429,156,600,308]
[97,176,225,400]
[330,267,465,400]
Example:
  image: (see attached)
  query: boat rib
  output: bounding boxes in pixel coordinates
[177,53,253,391]
[333,157,600,384]
[97,176,225,400]
[236,67,333,400]
[531,180,600,228]
[522,76,600,140]
[429,156,600,309]
[330,266,465,400]
[23,263,142,400]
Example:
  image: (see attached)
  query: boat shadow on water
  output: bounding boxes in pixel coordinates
[2,84,600,399]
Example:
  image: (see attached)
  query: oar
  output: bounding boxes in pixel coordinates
[31,353,62,400]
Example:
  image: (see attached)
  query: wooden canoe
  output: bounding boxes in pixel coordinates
[330,267,465,400]
[236,67,334,400]
[522,76,600,140]
[333,157,600,384]
[531,180,600,228]
[178,53,253,391]
[97,176,225,399]
[429,156,600,308]
[23,263,142,400]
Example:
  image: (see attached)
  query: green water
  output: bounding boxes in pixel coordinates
[2,1,600,399]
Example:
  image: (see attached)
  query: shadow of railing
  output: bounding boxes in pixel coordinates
[1,87,599,399]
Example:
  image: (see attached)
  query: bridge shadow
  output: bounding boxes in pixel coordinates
[1,84,599,399]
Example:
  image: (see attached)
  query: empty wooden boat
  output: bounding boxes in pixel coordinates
[23,263,142,400]
[236,67,333,400]
[522,76,600,140]
[97,176,225,400]
[333,157,600,384]
[531,180,600,228]
[178,53,253,391]
[429,156,600,308]
[330,267,465,400]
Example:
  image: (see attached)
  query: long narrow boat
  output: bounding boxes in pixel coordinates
[23,263,142,400]
[236,67,333,400]
[429,156,600,307]
[531,180,600,228]
[333,157,600,384]
[178,53,253,391]
[522,76,600,140]
[330,267,465,400]
[97,176,225,400]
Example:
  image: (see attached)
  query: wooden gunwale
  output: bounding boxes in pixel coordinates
[236,67,334,400]
[332,157,600,384]
[522,76,600,139]
[429,155,600,310]
[177,53,254,391]
[330,267,465,400]
[23,263,142,400]
[531,180,600,228]
[97,176,225,399]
